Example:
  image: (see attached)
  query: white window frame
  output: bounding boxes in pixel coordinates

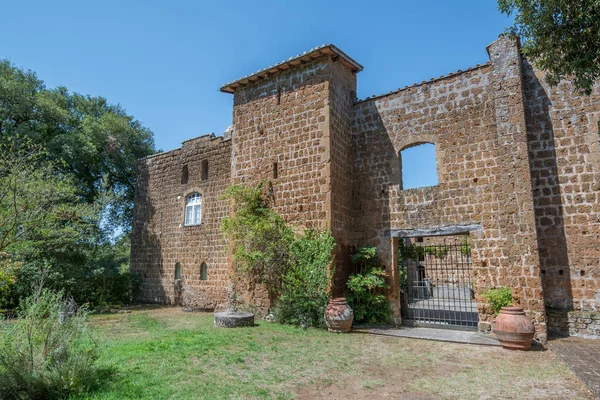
[185,193,202,226]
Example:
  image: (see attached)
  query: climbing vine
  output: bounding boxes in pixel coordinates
[221,182,336,327]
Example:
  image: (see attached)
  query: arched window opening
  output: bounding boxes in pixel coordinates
[201,160,208,181]
[175,262,182,280]
[185,193,202,226]
[200,263,207,281]
[181,165,189,184]
[400,143,438,190]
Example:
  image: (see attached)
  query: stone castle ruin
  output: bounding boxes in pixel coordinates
[131,36,600,342]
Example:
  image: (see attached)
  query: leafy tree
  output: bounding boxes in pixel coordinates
[498,0,600,94]
[0,59,155,307]
[0,60,156,234]
[0,139,98,305]
[0,141,96,255]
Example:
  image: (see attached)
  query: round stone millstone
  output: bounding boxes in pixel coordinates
[214,311,255,328]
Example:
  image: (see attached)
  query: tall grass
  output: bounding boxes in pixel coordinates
[0,290,104,399]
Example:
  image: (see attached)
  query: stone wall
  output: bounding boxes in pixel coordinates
[522,58,600,336]
[130,36,600,341]
[568,311,600,339]
[230,57,335,312]
[130,134,232,310]
[351,37,547,341]
[327,60,358,295]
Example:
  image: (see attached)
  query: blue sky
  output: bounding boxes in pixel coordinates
[402,144,438,190]
[1,1,511,154]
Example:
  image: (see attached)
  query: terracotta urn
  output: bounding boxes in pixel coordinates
[493,306,535,350]
[324,297,354,333]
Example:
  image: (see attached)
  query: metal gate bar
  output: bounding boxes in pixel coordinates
[400,236,478,330]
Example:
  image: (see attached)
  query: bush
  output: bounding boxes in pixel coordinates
[7,235,138,310]
[221,183,293,298]
[87,271,140,308]
[0,290,102,399]
[346,246,390,324]
[483,287,513,315]
[274,230,336,328]
[0,253,19,311]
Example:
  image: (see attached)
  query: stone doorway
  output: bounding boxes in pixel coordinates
[399,235,478,330]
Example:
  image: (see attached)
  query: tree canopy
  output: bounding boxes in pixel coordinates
[499,0,600,94]
[0,60,156,234]
[0,60,156,307]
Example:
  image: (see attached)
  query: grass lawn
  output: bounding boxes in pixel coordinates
[86,306,593,400]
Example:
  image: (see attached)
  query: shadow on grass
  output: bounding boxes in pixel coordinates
[88,365,120,392]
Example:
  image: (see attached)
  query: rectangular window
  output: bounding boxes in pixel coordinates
[202,160,208,181]
[185,193,202,225]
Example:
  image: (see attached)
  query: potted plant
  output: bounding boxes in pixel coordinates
[484,287,535,350]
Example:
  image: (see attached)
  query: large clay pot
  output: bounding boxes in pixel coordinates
[324,297,354,333]
[493,306,535,350]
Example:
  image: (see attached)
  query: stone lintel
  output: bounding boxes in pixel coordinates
[388,224,483,238]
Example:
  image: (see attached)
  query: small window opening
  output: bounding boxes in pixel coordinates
[201,263,207,281]
[276,87,282,105]
[273,162,278,179]
[400,143,438,190]
[201,160,209,181]
[580,270,585,277]
[416,237,424,243]
[181,165,189,184]
[185,193,202,226]
[175,262,181,280]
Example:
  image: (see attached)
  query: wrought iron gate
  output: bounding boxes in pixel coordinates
[399,236,478,330]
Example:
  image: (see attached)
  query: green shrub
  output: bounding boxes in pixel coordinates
[483,287,513,315]
[0,253,19,311]
[274,230,335,328]
[459,236,471,256]
[221,183,293,297]
[398,242,448,260]
[0,290,103,399]
[87,271,140,308]
[346,246,390,325]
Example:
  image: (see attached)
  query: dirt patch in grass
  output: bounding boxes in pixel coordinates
[88,306,594,400]
[295,336,594,400]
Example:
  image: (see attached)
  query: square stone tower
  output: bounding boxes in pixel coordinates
[220,45,362,304]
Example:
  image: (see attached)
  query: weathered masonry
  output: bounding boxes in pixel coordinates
[131,36,600,342]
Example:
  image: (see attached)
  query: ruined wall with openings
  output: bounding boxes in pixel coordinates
[522,59,600,337]
[351,37,547,341]
[130,37,600,340]
[130,134,232,310]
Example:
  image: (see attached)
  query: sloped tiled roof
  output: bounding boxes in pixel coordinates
[220,44,363,94]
